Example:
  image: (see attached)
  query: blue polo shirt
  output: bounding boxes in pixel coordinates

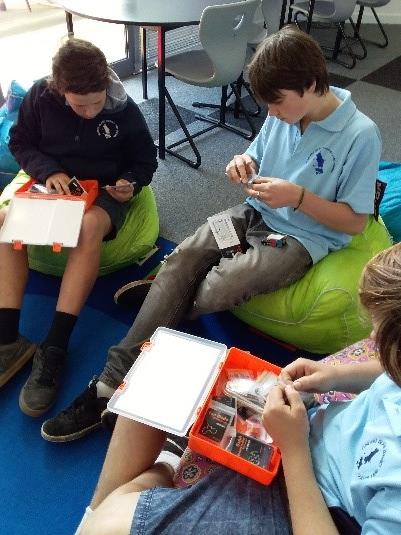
[246,87,382,263]
[309,373,401,534]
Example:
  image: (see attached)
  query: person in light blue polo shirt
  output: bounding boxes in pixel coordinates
[41,27,382,444]
[244,83,380,263]
[76,244,401,535]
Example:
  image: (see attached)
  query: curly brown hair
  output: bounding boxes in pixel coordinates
[359,243,401,386]
[48,38,110,96]
[248,25,329,104]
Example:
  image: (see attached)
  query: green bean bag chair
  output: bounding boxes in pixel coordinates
[233,217,392,354]
[0,171,159,276]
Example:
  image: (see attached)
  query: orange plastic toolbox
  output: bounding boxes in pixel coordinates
[189,346,281,485]
[16,178,98,210]
[108,327,282,486]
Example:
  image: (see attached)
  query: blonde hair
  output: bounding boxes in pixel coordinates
[359,243,401,386]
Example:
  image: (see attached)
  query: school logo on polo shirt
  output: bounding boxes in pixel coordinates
[307,147,336,175]
[97,119,119,139]
[356,438,386,479]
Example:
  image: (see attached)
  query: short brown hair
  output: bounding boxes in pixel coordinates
[359,243,401,386]
[49,38,110,95]
[248,25,329,103]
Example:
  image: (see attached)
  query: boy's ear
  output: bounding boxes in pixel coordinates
[307,80,317,94]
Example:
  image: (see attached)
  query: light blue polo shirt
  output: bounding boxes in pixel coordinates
[246,87,382,263]
[309,373,401,534]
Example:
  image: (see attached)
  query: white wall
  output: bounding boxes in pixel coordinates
[355,0,401,24]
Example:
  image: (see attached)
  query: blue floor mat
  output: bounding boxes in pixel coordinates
[1,236,318,535]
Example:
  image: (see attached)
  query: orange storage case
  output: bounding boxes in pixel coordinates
[189,347,282,485]
[16,178,98,210]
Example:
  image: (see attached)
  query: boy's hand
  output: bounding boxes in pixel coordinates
[244,178,304,209]
[45,173,71,194]
[225,154,257,184]
[279,358,339,394]
[105,179,134,202]
[262,384,309,454]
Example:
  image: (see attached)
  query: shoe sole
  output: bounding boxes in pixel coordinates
[0,343,36,388]
[114,280,152,307]
[19,386,57,418]
[40,421,102,443]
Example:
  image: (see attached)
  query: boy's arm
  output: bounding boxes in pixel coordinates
[283,448,339,535]
[263,386,339,535]
[246,178,368,235]
[296,192,368,235]
[119,101,158,192]
[280,357,383,394]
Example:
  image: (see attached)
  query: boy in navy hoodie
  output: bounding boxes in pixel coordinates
[0,38,157,416]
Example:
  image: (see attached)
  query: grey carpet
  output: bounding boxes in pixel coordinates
[137,97,197,140]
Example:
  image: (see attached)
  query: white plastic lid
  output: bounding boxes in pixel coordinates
[107,327,227,436]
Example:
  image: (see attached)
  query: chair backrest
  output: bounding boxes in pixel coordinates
[261,0,282,35]
[293,0,358,22]
[248,0,283,46]
[325,0,359,22]
[199,0,260,87]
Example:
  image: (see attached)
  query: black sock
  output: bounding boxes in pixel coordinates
[42,311,78,352]
[0,308,20,345]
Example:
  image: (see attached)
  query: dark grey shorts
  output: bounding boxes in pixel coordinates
[94,190,130,241]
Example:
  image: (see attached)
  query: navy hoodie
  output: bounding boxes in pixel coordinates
[9,71,157,188]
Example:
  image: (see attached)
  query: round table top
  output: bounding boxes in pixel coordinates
[59,0,238,27]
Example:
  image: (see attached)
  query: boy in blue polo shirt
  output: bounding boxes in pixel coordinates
[41,26,382,443]
[76,243,401,535]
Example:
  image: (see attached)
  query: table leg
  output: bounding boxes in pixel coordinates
[65,11,74,37]
[280,0,288,28]
[306,0,316,33]
[140,27,148,100]
[157,26,166,160]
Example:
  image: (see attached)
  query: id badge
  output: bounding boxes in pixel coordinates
[208,213,242,258]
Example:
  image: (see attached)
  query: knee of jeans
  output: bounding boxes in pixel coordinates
[162,242,203,269]
[194,269,249,312]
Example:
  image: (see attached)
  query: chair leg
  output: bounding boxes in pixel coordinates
[192,76,260,118]
[235,73,261,117]
[140,27,148,100]
[348,17,367,60]
[370,7,389,48]
[164,87,202,168]
[356,6,389,48]
[162,79,257,168]
[192,77,260,118]
[194,83,256,140]
[334,22,357,69]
